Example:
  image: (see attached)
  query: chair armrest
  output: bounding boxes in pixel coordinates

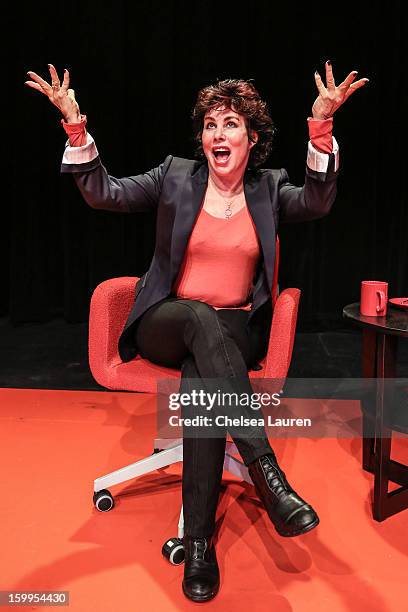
[262,288,301,379]
[89,277,138,380]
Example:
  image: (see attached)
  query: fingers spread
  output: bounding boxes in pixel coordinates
[325,60,336,90]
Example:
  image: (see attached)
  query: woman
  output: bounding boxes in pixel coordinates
[25,62,368,603]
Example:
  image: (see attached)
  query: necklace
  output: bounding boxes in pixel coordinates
[223,193,240,219]
[208,177,243,219]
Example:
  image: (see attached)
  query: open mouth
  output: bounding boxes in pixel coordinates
[212,148,231,163]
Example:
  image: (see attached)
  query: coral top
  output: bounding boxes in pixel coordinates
[171,204,260,310]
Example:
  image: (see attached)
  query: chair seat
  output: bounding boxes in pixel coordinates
[107,357,181,394]
[104,353,267,393]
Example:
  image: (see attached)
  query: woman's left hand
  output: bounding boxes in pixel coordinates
[312,60,369,120]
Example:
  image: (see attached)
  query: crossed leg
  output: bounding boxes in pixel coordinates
[135,297,273,536]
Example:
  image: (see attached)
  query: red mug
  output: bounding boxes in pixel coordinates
[360,280,388,316]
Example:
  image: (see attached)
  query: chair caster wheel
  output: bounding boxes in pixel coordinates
[93,489,114,512]
[162,537,185,565]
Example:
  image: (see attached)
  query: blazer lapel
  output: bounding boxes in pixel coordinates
[170,161,208,284]
[244,169,276,290]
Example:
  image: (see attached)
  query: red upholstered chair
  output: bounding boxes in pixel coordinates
[90,239,301,560]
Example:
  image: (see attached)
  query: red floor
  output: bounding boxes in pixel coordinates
[1,387,407,611]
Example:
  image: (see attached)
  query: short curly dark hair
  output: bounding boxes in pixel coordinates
[191,79,275,169]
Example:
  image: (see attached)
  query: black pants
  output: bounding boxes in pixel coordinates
[135,297,273,537]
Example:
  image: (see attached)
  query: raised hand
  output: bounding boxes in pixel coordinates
[312,60,369,120]
[25,64,81,123]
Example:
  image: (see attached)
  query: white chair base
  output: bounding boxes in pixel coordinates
[94,439,253,538]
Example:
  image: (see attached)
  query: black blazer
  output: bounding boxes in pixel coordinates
[62,147,338,362]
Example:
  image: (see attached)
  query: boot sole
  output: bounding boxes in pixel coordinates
[275,515,320,537]
[182,582,220,602]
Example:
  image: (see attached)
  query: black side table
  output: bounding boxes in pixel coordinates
[343,303,408,521]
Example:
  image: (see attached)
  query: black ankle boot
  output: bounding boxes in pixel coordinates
[182,535,220,602]
[248,452,319,537]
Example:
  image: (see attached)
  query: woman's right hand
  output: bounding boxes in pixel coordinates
[25,64,81,123]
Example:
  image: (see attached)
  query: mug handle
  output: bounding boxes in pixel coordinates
[376,290,386,312]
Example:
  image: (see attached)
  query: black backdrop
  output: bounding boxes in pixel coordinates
[5,1,407,330]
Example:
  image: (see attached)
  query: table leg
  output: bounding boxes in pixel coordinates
[361,329,377,472]
[373,333,397,521]
[362,414,375,471]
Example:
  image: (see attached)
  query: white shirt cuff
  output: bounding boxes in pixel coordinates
[307,136,339,173]
[62,132,99,166]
